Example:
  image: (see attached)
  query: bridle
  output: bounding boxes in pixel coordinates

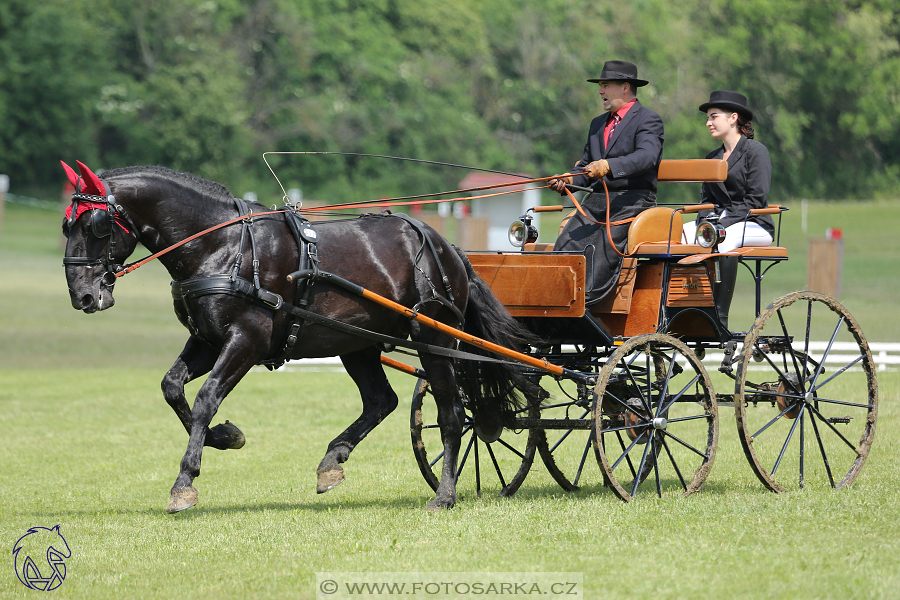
[62,183,138,286]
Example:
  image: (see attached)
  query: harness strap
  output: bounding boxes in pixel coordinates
[392,213,457,304]
[170,273,521,369]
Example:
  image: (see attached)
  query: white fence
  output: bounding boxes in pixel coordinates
[701,342,900,372]
[258,342,900,373]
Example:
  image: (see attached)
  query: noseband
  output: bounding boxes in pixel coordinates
[62,186,138,285]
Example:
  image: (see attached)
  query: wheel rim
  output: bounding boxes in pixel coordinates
[409,378,537,497]
[593,333,718,502]
[735,291,878,492]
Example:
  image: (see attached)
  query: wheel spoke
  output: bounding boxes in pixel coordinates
[457,433,476,479]
[807,403,861,452]
[485,442,507,489]
[799,408,806,489]
[666,414,712,425]
[661,436,688,490]
[750,403,800,440]
[605,389,651,420]
[496,436,526,460]
[776,308,807,390]
[771,405,804,476]
[660,373,702,415]
[659,429,709,459]
[809,355,865,394]
[631,431,655,497]
[475,436,481,496]
[653,441,662,498]
[808,395,873,409]
[616,430,639,480]
[809,315,846,390]
[610,429,645,471]
[547,409,589,452]
[809,410,836,488]
[573,434,592,487]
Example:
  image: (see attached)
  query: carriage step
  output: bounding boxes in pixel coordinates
[826,416,852,424]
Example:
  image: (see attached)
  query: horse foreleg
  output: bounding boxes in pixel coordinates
[167,337,261,514]
[316,347,399,493]
[161,336,246,451]
[418,354,465,510]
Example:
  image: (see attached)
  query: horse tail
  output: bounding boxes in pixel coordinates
[452,247,543,432]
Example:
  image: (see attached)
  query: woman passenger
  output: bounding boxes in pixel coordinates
[683,90,774,252]
[683,90,774,328]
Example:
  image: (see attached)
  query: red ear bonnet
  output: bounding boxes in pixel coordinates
[75,160,105,196]
[60,161,80,189]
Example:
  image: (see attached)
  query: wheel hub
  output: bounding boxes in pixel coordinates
[775,374,802,419]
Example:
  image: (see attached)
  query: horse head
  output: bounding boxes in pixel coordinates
[61,161,139,313]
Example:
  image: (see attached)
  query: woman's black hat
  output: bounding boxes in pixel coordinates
[587,60,649,87]
[699,90,753,121]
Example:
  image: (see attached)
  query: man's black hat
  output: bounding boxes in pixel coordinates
[699,90,753,121]
[587,60,649,87]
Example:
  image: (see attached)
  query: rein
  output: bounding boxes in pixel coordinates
[563,180,633,258]
[117,207,300,278]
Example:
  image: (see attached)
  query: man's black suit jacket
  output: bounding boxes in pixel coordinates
[568,99,664,194]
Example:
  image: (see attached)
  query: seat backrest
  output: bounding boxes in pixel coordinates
[658,159,727,182]
[627,207,679,253]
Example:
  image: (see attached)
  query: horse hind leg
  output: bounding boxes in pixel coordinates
[416,354,465,510]
[316,347,399,493]
[161,336,246,451]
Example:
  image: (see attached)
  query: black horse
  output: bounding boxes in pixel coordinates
[61,162,536,512]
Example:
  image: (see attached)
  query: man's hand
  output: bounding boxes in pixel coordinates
[584,160,610,179]
[548,174,573,195]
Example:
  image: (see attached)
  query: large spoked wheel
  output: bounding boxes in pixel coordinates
[735,291,878,492]
[533,376,596,492]
[592,333,718,502]
[410,378,537,498]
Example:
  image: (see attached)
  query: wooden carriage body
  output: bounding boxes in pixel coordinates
[467,159,788,346]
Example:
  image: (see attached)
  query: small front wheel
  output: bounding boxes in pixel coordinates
[592,333,718,501]
[410,378,537,498]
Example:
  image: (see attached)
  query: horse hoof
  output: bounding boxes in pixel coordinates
[167,486,199,513]
[425,499,455,512]
[316,467,344,494]
[208,420,246,450]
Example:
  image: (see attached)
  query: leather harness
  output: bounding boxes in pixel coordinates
[169,202,500,371]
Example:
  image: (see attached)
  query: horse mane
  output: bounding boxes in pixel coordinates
[102,165,235,203]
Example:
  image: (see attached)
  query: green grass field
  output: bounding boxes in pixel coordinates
[1,200,899,599]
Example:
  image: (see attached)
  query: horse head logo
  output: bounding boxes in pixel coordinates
[12,525,71,591]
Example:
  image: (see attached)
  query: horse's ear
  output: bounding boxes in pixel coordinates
[60,161,79,189]
[76,160,105,196]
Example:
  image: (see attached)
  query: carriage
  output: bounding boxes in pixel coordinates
[60,158,878,511]
[402,158,878,502]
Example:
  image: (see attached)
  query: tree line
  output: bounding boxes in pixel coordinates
[1,0,898,203]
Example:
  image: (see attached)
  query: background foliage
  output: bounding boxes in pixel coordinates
[1,0,898,201]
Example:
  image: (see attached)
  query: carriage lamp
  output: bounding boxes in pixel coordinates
[508,213,538,248]
[695,219,726,249]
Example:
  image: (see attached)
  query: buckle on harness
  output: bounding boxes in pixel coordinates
[256,289,284,310]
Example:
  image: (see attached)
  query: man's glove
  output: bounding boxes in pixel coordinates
[548,174,574,195]
[584,160,610,179]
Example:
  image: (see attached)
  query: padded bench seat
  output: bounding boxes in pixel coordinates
[735,246,788,258]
